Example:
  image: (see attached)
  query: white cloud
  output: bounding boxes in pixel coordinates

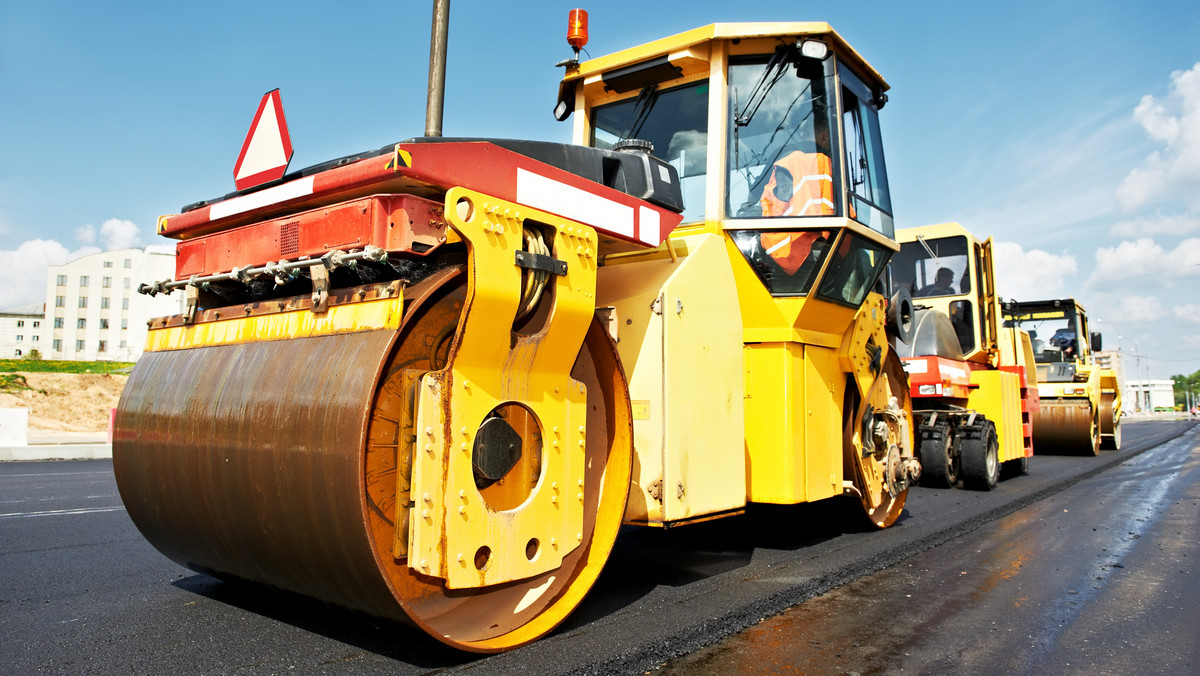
[1117,295,1168,323]
[1117,62,1200,212]
[75,224,96,245]
[1109,212,1200,238]
[0,239,100,309]
[991,241,1077,301]
[73,219,143,250]
[1174,304,1200,325]
[1088,237,1200,286]
[99,218,142,250]
[1133,94,1180,144]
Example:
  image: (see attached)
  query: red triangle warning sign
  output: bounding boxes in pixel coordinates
[233,89,294,191]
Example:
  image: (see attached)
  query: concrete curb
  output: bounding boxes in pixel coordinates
[0,444,113,461]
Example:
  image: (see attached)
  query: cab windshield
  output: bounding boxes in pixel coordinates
[726,55,838,219]
[893,235,971,299]
[1005,306,1082,364]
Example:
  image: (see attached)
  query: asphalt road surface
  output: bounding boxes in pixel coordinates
[1,419,1193,675]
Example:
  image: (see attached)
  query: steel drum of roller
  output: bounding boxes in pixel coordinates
[113,268,633,652]
[1031,399,1099,456]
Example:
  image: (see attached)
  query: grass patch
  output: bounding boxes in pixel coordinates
[0,373,47,394]
[0,359,134,374]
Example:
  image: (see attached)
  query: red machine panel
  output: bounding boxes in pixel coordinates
[175,194,447,280]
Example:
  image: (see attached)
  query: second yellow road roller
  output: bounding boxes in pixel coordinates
[114,17,919,651]
[893,222,1039,490]
[1001,298,1122,454]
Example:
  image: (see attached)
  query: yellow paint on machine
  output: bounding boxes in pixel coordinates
[967,370,1025,464]
[742,341,844,504]
[597,232,747,526]
[143,295,407,352]
[407,187,596,589]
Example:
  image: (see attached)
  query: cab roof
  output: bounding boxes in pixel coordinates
[564,22,888,92]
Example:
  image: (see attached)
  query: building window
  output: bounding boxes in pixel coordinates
[15,335,22,341]
[32,321,39,328]
[101,297,110,309]
[31,335,38,342]
[79,297,88,308]
[53,339,62,351]
[103,276,112,288]
[121,318,128,330]
[100,318,110,330]
[55,296,65,307]
[122,298,129,310]
[75,340,85,351]
[54,317,64,329]
[56,274,67,286]
[77,318,86,329]
[103,261,113,268]
[80,276,89,287]
[98,340,107,353]
[16,320,23,327]
[119,340,127,348]
[124,258,132,268]
[14,349,21,357]
[124,278,130,289]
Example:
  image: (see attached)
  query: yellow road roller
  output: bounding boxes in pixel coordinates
[893,222,1039,490]
[1001,299,1122,454]
[115,19,918,652]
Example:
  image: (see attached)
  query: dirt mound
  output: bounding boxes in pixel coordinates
[0,372,126,433]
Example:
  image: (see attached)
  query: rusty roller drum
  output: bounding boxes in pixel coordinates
[113,269,633,652]
[1032,399,1099,456]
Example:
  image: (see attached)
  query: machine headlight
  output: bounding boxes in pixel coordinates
[799,40,829,60]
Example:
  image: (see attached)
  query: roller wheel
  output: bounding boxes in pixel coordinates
[1099,393,1121,450]
[1032,400,1100,456]
[846,350,911,529]
[115,269,633,653]
[917,418,957,488]
[363,279,633,651]
[959,420,999,491]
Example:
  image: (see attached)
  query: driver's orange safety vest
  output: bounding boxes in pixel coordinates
[760,151,835,218]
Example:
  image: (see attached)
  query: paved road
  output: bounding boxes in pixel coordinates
[658,422,1200,674]
[0,420,1192,674]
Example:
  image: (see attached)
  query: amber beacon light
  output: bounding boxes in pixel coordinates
[567,9,589,51]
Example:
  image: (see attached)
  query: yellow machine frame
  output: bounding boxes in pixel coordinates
[564,23,915,525]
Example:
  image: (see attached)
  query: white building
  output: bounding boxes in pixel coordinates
[1125,379,1176,412]
[0,303,45,359]
[38,247,184,362]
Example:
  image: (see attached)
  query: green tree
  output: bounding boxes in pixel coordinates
[1172,370,1200,409]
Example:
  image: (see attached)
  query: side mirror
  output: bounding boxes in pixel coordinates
[1090,332,1102,352]
[888,286,914,345]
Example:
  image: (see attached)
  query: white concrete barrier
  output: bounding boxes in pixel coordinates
[0,408,29,447]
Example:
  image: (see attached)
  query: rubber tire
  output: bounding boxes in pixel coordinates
[960,421,1000,491]
[918,420,957,488]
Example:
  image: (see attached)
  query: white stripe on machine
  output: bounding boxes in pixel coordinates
[517,169,634,239]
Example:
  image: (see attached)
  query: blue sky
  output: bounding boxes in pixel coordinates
[2,0,1199,382]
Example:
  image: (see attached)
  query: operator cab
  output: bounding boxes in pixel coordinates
[556,23,896,309]
[1002,300,1102,383]
[892,223,1000,363]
